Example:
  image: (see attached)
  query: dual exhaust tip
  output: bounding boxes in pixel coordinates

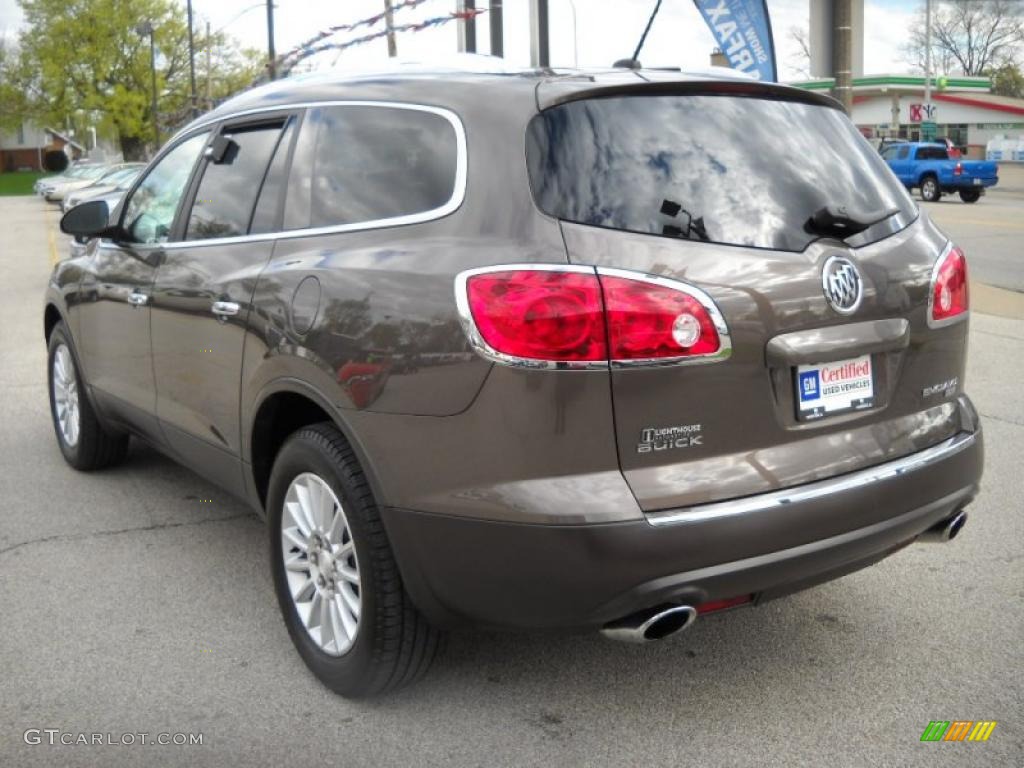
[600,605,698,644]
[602,509,968,644]
[918,508,968,543]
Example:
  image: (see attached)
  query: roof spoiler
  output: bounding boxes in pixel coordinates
[537,77,844,113]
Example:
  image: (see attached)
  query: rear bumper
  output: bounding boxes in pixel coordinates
[383,428,983,631]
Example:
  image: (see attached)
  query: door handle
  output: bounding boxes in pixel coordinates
[128,291,149,307]
[211,300,240,320]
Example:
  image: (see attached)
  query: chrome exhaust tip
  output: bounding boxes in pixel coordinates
[919,509,968,543]
[600,605,697,644]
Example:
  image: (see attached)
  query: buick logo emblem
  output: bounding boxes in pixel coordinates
[822,256,863,314]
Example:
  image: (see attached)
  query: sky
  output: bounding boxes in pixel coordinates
[0,0,922,81]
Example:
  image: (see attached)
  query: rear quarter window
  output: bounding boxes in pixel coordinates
[285,105,460,231]
[526,94,916,252]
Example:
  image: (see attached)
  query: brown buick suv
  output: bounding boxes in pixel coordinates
[49,66,983,697]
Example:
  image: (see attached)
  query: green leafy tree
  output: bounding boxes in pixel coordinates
[988,62,1024,98]
[14,0,263,159]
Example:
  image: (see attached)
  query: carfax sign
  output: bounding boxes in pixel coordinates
[692,0,778,82]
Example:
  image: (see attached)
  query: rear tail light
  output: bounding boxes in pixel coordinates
[460,268,606,365]
[929,243,968,327]
[954,161,963,176]
[456,265,731,368]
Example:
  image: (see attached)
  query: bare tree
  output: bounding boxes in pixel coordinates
[788,26,811,78]
[902,0,1024,75]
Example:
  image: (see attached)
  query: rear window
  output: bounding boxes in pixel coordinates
[915,146,950,160]
[526,95,916,252]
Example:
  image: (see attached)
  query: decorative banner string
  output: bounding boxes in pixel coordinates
[274,0,433,73]
[274,9,487,80]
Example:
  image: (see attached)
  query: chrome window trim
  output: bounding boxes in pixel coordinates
[453,264,732,371]
[100,100,467,252]
[927,240,970,329]
[645,431,977,527]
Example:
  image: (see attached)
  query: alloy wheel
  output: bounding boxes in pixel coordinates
[280,472,361,656]
[52,344,80,447]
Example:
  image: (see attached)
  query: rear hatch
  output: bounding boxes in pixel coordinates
[528,79,970,512]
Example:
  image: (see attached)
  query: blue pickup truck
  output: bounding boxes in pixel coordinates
[881,141,998,203]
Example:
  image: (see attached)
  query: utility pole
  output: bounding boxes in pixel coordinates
[187,0,197,117]
[457,0,477,53]
[490,0,503,57]
[924,0,932,111]
[206,20,212,109]
[832,0,853,113]
[529,0,549,68]
[266,0,277,80]
[384,0,398,57]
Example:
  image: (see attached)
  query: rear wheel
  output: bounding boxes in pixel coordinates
[920,176,941,202]
[958,189,981,203]
[47,322,129,470]
[268,423,442,697]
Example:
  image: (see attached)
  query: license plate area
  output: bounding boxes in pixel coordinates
[796,355,875,421]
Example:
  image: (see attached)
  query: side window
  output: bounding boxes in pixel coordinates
[284,105,459,231]
[185,122,284,240]
[881,146,898,160]
[250,119,296,235]
[897,146,910,160]
[122,132,208,244]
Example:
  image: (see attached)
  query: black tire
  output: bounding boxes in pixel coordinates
[920,175,941,202]
[958,189,981,203]
[267,423,442,697]
[47,322,129,470]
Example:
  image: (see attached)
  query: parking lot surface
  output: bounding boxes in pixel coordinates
[1,194,1021,767]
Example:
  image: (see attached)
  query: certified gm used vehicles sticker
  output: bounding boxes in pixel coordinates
[50,63,983,697]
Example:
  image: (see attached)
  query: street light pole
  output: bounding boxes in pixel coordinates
[266,0,277,80]
[135,22,160,147]
[187,0,198,117]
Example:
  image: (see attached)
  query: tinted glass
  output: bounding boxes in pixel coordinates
[250,119,295,235]
[916,146,949,160]
[122,132,208,244]
[185,123,283,240]
[527,95,916,252]
[284,105,457,230]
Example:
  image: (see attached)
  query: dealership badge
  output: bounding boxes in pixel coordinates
[822,255,863,315]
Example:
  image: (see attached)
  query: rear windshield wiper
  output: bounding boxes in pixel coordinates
[805,205,900,240]
[660,199,710,242]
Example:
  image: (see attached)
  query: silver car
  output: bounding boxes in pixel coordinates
[62,165,144,212]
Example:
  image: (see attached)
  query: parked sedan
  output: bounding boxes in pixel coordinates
[62,165,144,212]
[46,163,141,203]
[35,162,98,197]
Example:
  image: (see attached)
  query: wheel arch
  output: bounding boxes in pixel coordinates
[44,302,65,343]
[247,379,387,516]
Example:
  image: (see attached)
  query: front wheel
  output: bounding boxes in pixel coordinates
[47,322,129,470]
[958,189,981,203]
[268,423,442,697]
[920,176,941,202]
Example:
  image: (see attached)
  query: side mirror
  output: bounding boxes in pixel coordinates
[60,200,117,239]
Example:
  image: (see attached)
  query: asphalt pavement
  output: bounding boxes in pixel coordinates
[0,193,1021,768]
